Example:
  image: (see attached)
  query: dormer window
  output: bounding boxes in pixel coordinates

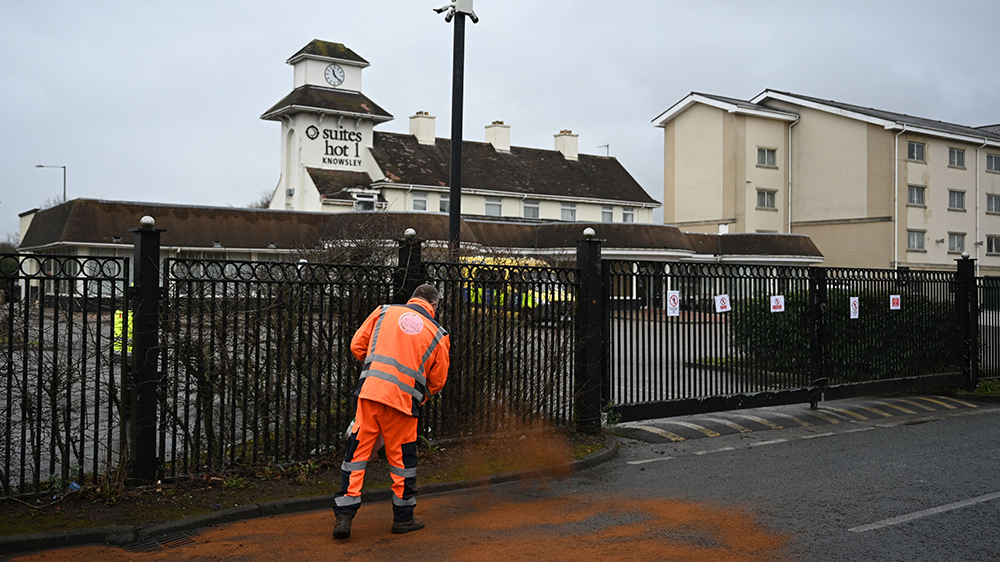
[355,193,377,211]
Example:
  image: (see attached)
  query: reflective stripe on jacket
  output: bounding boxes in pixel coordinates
[350,298,450,417]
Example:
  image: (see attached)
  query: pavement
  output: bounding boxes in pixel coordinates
[1,391,991,559]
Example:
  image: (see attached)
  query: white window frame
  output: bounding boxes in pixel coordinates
[439,193,449,213]
[622,206,635,223]
[756,147,777,167]
[948,190,966,211]
[485,197,502,217]
[756,189,776,209]
[988,235,1000,255]
[523,199,540,219]
[988,194,1000,214]
[907,185,925,206]
[948,232,966,253]
[411,191,427,212]
[988,154,1000,173]
[908,141,925,162]
[907,230,925,251]
[601,206,613,223]
[355,193,376,211]
[561,202,576,221]
[949,148,965,168]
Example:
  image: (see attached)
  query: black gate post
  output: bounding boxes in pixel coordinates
[130,215,163,483]
[394,228,425,305]
[576,229,603,434]
[809,267,828,388]
[956,253,979,392]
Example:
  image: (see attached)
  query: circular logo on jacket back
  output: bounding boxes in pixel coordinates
[398,312,424,335]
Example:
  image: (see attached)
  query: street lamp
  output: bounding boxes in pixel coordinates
[434,0,479,253]
[35,165,67,202]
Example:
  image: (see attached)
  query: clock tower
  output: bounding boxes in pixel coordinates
[261,40,392,211]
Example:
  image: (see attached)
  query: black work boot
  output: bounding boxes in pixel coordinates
[333,513,354,539]
[391,516,425,534]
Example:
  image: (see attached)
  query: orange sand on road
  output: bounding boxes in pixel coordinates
[11,491,788,562]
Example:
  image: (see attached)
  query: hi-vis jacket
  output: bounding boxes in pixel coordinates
[350,298,450,417]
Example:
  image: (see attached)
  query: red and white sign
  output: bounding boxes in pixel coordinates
[890,295,901,310]
[850,297,860,319]
[770,295,785,313]
[714,294,731,313]
[666,291,680,317]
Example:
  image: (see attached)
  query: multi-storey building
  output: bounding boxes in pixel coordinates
[655,90,1000,271]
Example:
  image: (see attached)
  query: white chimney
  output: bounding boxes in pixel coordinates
[485,120,510,152]
[554,129,578,161]
[409,111,436,145]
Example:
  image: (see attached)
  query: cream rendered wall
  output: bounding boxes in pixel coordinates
[673,104,724,223]
[293,60,362,91]
[744,116,787,233]
[980,148,1000,271]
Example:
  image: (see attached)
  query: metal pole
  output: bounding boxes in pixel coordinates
[130,216,163,483]
[62,167,66,202]
[448,12,466,254]
[575,230,603,434]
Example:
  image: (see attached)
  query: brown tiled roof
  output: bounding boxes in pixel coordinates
[261,86,392,121]
[19,201,822,262]
[19,200,330,251]
[370,132,660,206]
[287,40,368,66]
[307,168,373,198]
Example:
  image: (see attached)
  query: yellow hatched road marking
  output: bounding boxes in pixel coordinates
[871,400,917,415]
[895,398,937,412]
[663,421,721,438]
[803,410,841,424]
[698,417,753,433]
[856,405,893,418]
[730,414,783,430]
[627,425,686,442]
[913,397,957,410]
[931,395,978,408]
[768,412,813,427]
[823,407,869,421]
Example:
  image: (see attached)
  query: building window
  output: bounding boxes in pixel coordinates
[439,193,449,213]
[907,185,925,206]
[756,189,776,209]
[988,235,1000,255]
[485,197,502,217]
[988,194,1000,214]
[948,233,965,253]
[523,199,540,219]
[949,148,965,168]
[757,148,777,167]
[907,230,925,251]
[355,193,376,211]
[602,206,613,223]
[948,190,966,211]
[908,141,925,162]
[622,206,635,223]
[412,191,427,211]
[988,154,1000,173]
[561,202,576,221]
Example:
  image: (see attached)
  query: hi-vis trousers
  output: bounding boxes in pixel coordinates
[333,398,419,522]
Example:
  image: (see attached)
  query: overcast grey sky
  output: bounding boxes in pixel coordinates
[3,0,998,241]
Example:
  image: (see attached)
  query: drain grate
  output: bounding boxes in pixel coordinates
[127,530,197,552]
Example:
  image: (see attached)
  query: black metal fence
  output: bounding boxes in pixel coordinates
[0,254,129,497]
[604,261,974,421]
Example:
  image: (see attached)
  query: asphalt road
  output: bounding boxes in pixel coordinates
[7,398,1000,561]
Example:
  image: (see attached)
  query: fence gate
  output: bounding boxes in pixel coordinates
[603,260,970,423]
[1,253,130,497]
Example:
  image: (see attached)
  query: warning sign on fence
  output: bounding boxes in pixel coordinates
[770,295,785,313]
[890,294,901,310]
[850,297,859,319]
[714,294,732,313]
[667,291,680,317]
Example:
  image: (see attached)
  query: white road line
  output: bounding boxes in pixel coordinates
[844,427,876,434]
[749,439,787,447]
[849,492,1000,532]
[693,446,736,455]
[627,456,674,465]
[800,432,836,439]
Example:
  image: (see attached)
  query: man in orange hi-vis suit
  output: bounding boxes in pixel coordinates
[333,284,450,539]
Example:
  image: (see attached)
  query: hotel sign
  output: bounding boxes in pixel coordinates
[306,125,363,167]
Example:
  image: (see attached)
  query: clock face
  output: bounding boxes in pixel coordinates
[324,64,345,87]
